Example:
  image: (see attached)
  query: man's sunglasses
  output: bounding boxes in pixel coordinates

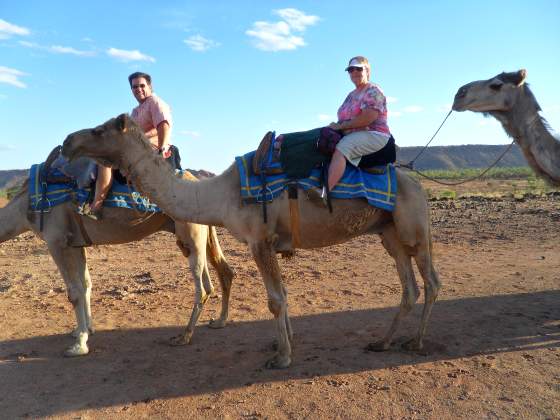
[132,83,147,89]
[347,67,363,73]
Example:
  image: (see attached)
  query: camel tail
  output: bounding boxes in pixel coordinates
[206,226,235,284]
[0,179,31,243]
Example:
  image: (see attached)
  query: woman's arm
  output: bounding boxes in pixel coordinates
[329,109,379,134]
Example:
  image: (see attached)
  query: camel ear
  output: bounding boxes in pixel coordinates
[516,69,527,86]
[116,113,128,133]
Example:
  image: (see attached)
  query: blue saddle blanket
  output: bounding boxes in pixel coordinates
[235,151,397,211]
[28,163,162,212]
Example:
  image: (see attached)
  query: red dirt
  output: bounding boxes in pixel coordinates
[0,193,559,419]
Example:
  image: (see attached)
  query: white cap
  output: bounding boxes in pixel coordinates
[345,56,369,71]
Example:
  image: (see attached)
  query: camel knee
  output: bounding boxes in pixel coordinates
[402,286,419,312]
[176,239,191,257]
[66,286,82,305]
[268,298,282,317]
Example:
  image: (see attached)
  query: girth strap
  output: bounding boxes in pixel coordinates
[287,183,301,248]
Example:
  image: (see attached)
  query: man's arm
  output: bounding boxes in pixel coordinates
[156,120,171,151]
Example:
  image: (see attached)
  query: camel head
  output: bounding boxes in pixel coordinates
[452,69,528,113]
[62,113,147,169]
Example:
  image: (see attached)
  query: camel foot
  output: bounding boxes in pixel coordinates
[64,342,89,357]
[71,326,95,338]
[169,333,192,346]
[208,317,227,329]
[402,338,423,351]
[265,353,291,369]
[365,340,391,352]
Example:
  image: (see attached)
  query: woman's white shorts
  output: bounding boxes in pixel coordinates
[335,130,390,166]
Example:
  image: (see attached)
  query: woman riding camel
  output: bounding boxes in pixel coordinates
[327,56,391,191]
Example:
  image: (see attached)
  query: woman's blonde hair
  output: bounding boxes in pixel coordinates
[347,56,371,80]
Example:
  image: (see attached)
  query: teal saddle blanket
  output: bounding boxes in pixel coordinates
[235,151,397,212]
[28,163,162,212]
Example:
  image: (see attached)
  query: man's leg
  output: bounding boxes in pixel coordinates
[91,165,113,212]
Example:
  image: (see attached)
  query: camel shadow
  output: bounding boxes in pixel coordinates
[0,290,558,417]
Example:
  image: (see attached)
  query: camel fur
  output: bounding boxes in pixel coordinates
[62,114,441,369]
[453,69,560,186]
[0,171,234,357]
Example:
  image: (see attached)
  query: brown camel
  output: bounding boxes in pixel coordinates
[0,171,234,357]
[62,114,441,368]
[453,69,560,186]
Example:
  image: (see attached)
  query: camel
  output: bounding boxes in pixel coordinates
[62,114,441,369]
[453,69,560,186]
[0,170,234,357]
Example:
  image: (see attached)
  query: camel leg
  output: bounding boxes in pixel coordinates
[367,225,420,351]
[170,223,211,346]
[47,244,92,356]
[206,226,234,329]
[250,241,292,369]
[0,187,31,243]
[404,239,441,350]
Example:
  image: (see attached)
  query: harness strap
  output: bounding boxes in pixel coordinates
[72,211,93,247]
[287,183,301,248]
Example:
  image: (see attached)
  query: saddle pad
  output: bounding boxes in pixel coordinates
[235,151,397,211]
[28,163,162,213]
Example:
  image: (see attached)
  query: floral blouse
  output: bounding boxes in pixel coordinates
[337,82,390,135]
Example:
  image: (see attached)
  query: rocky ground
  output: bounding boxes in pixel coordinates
[0,190,559,419]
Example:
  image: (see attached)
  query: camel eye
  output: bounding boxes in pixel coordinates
[489,82,503,91]
[92,127,105,136]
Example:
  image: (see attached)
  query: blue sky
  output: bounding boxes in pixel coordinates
[1,1,559,173]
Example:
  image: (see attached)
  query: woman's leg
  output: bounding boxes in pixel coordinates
[91,165,112,212]
[327,149,347,191]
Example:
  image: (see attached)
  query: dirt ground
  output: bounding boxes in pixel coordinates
[0,186,559,419]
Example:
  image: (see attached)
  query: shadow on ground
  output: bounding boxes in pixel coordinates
[1,290,558,417]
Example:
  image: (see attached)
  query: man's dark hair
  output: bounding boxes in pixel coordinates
[128,72,152,87]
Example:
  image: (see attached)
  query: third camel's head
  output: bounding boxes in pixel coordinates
[453,69,528,113]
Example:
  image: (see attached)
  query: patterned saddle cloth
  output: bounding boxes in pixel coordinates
[235,151,397,212]
[28,163,162,213]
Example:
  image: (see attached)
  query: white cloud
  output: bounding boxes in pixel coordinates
[20,41,95,56]
[386,96,398,104]
[107,47,155,63]
[403,105,424,113]
[0,144,16,151]
[0,66,28,88]
[0,19,30,39]
[184,34,220,52]
[246,8,319,52]
[273,8,319,31]
[437,104,452,112]
[317,114,334,122]
[178,130,201,138]
[388,110,402,118]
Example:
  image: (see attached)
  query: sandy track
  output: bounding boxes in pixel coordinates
[0,194,559,419]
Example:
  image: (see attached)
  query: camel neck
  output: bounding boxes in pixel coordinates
[123,143,228,226]
[495,89,560,184]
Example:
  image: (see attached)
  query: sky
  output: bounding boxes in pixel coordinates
[1,1,559,173]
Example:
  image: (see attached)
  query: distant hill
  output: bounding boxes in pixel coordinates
[396,144,527,170]
[0,144,529,190]
[0,170,27,190]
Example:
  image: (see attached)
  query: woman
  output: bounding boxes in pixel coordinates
[327,56,391,191]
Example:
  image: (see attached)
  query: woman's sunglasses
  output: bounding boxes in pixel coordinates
[347,67,364,73]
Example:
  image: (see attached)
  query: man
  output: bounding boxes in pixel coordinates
[89,72,179,218]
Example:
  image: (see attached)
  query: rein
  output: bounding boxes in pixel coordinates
[397,110,516,186]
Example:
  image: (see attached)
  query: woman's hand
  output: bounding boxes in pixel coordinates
[329,122,343,130]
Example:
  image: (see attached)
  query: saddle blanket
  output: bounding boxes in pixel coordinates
[28,163,162,213]
[236,151,397,212]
